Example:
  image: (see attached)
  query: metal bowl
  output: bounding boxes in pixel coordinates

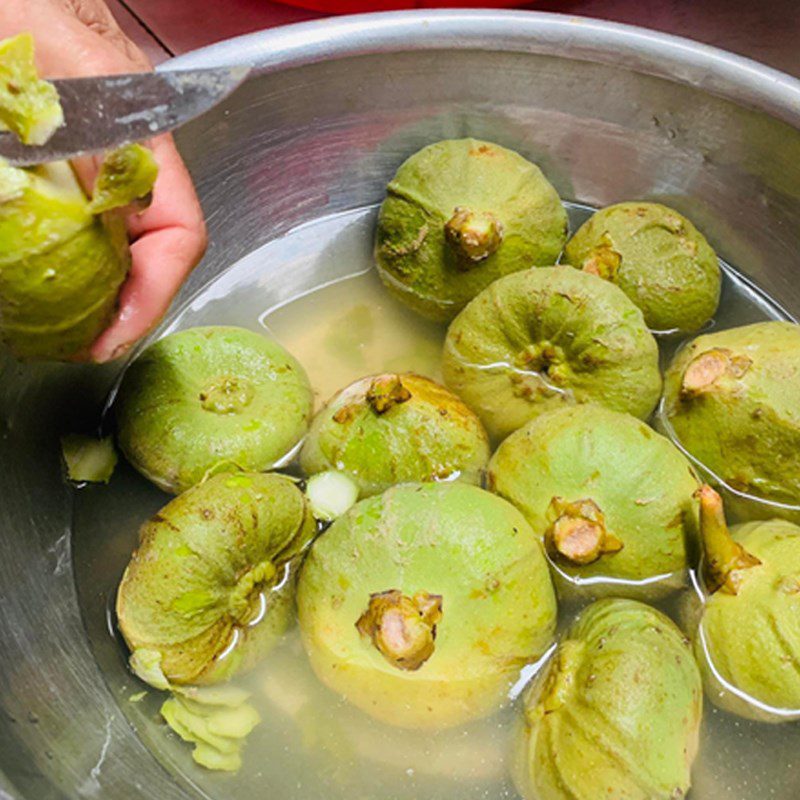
[2,10,800,799]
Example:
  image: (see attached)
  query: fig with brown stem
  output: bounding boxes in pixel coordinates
[488,404,699,596]
[693,484,800,722]
[300,372,490,497]
[375,138,568,321]
[297,482,557,729]
[662,321,800,513]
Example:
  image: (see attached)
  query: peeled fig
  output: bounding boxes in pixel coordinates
[442,266,662,441]
[662,321,800,509]
[115,326,313,494]
[116,472,316,686]
[514,598,702,800]
[160,688,261,772]
[89,143,159,214]
[0,147,156,360]
[564,201,720,333]
[488,405,698,595]
[693,485,800,721]
[0,33,63,145]
[375,138,568,321]
[300,372,490,497]
[297,482,557,729]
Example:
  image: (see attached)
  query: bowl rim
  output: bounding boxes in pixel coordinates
[165,8,800,129]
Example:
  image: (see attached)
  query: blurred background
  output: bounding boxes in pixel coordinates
[110,0,800,77]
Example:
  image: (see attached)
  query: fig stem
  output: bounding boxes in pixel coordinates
[680,348,752,398]
[697,484,761,595]
[199,376,255,414]
[545,497,623,566]
[355,589,443,671]
[444,207,504,263]
[366,375,411,414]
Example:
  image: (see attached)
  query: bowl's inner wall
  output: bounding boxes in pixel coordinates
[1,42,800,800]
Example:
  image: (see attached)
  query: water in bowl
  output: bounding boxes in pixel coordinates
[72,203,800,799]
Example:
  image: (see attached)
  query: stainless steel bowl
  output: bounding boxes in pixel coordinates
[2,10,800,798]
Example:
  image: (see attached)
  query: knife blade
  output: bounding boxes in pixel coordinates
[0,65,250,167]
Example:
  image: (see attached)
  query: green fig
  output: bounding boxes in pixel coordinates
[564,202,721,333]
[662,321,800,509]
[0,39,160,360]
[115,326,313,494]
[514,598,702,800]
[297,482,557,729]
[117,472,316,687]
[442,266,662,441]
[693,485,800,722]
[0,33,63,145]
[488,405,699,595]
[299,372,490,497]
[0,149,156,360]
[375,138,568,321]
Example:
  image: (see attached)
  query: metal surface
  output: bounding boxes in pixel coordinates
[118,0,800,78]
[0,67,249,166]
[2,9,800,799]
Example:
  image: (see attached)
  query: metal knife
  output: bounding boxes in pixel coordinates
[0,65,250,167]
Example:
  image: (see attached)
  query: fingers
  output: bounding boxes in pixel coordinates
[1,0,151,75]
[1,0,209,362]
[89,134,207,363]
[59,0,151,69]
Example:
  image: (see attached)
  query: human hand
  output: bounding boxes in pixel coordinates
[0,0,207,362]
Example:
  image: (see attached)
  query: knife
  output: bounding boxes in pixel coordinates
[0,65,250,167]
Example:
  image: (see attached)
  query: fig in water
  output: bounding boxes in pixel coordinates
[0,33,63,145]
[300,372,490,497]
[116,326,313,494]
[693,485,800,721]
[564,202,721,333]
[375,138,568,321]
[442,266,661,441]
[514,598,702,800]
[488,405,698,595]
[297,482,557,729]
[662,321,800,509]
[117,472,316,687]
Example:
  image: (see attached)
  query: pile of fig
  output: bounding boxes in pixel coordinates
[17,40,795,792]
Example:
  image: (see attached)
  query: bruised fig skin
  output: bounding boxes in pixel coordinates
[564,201,721,333]
[662,321,800,509]
[375,138,568,321]
[297,482,557,729]
[300,372,490,497]
[116,326,313,494]
[488,405,698,595]
[514,598,702,800]
[443,266,662,442]
[693,485,800,722]
[116,472,316,686]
